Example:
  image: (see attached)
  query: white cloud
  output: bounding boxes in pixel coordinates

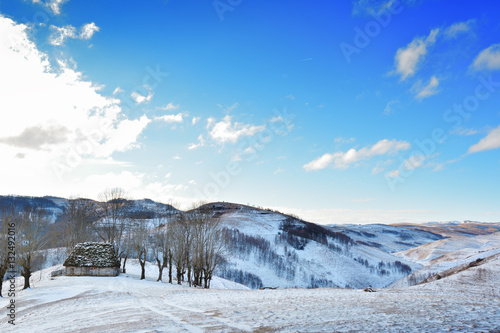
[334,137,355,144]
[273,167,285,175]
[188,135,205,150]
[49,23,100,46]
[352,0,397,16]
[413,76,439,100]
[131,88,154,104]
[84,171,144,192]
[81,171,193,208]
[468,125,500,153]
[372,165,384,175]
[384,100,399,115]
[30,0,69,15]
[444,20,474,39]
[386,152,437,178]
[206,115,265,145]
[113,87,124,95]
[224,103,239,113]
[451,127,478,136]
[303,153,336,171]
[269,115,294,135]
[80,22,100,40]
[303,139,410,171]
[49,25,77,46]
[96,115,151,157]
[402,153,426,171]
[371,159,393,175]
[155,113,185,123]
[0,15,150,193]
[192,116,201,125]
[391,29,439,80]
[47,0,69,15]
[160,102,179,111]
[471,44,500,71]
[0,125,69,150]
[385,169,400,178]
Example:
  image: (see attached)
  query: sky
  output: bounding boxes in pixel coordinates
[0,0,499,224]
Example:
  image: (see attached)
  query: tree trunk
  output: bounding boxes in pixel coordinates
[203,270,208,289]
[176,266,183,285]
[22,267,31,289]
[168,252,173,284]
[139,254,146,280]
[122,255,128,273]
[156,258,163,282]
[0,266,6,297]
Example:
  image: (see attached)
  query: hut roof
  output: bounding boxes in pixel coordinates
[63,242,120,268]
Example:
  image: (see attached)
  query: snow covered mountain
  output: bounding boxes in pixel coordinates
[2,195,499,290]
[204,202,421,289]
[390,231,500,288]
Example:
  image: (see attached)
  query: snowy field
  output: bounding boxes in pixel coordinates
[1,256,499,332]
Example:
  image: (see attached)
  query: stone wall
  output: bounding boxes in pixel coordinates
[65,266,119,277]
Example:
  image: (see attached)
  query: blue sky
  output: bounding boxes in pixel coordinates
[0,0,499,223]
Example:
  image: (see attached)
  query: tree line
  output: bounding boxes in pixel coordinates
[0,188,226,292]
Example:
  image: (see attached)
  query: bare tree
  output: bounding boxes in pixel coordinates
[57,198,98,250]
[164,224,174,284]
[152,226,166,282]
[150,203,176,281]
[170,215,193,285]
[130,218,149,280]
[120,219,134,274]
[187,203,225,288]
[202,220,225,289]
[149,201,177,282]
[163,202,226,288]
[16,205,50,289]
[93,188,131,269]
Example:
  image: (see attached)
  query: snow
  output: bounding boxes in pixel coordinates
[1,256,499,332]
[2,219,500,332]
[327,223,444,253]
[391,232,500,288]
[219,208,421,288]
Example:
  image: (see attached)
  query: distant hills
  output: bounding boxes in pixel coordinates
[2,195,499,289]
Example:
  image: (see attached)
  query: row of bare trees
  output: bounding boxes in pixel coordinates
[1,189,226,291]
[133,203,225,288]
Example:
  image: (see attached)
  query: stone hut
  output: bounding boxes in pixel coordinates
[63,242,120,277]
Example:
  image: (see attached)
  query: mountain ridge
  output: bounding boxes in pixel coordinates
[2,195,500,289]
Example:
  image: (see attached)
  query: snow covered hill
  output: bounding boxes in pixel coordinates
[0,195,180,223]
[2,197,500,331]
[1,254,499,332]
[2,195,499,291]
[209,203,420,289]
[390,231,500,288]
[326,223,444,253]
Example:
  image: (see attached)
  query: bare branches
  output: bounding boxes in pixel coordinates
[16,205,51,289]
[57,198,98,249]
[93,188,131,262]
